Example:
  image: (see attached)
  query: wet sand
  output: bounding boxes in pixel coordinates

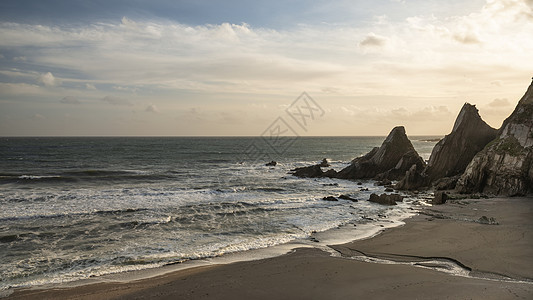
[8,197,533,300]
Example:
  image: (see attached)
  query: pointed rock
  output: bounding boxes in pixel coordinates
[336,126,425,180]
[426,103,497,182]
[456,79,533,196]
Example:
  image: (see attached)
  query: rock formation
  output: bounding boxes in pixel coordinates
[291,164,324,178]
[368,193,404,206]
[456,79,533,196]
[396,103,497,191]
[290,159,334,178]
[336,126,425,181]
[426,103,497,181]
[432,191,448,205]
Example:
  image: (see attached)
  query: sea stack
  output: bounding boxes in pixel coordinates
[336,126,425,181]
[396,103,498,191]
[456,79,533,196]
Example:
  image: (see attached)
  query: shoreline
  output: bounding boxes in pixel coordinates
[7,196,533,299]
[1,199,416,296]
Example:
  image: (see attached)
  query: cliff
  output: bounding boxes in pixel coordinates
[426,103,497,181]
[456,80,533,196]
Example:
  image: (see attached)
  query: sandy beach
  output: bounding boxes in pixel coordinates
[8,196,533,300]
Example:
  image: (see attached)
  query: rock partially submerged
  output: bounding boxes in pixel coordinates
[336,126,425,181]
[265,161,277,167]
[432,191,448,205]
[368,193,404,206]
[291,165,324,178]
[338,194,358,202]
[290,159,333,178]
[457,79,533,196]
[322,196,338,202]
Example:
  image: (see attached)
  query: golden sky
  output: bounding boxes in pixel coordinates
[0,0,532,136]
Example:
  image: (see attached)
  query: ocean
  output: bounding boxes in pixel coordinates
[0,136,439,291]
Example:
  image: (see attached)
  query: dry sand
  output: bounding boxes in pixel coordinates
[8,197,533,300]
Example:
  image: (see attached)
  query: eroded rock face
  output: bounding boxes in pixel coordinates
[336,126,425,181]
[395,103,497,191]
[426,103,497,182]
[456,80,533,196]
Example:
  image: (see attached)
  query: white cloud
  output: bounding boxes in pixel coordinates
[60,96,81,104]
[145,104,159,113]
[359,32,388,48]
[102,96,132,106]
[37,72,60,87]
[0,0,532,135]
[487,98,510,107]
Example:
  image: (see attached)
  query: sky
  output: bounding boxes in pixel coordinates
[0,0,532,136]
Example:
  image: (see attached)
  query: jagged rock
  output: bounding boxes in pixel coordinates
[291,165,323,178]
[290,159,335,178]
[385,187,394,192]
[322,196,338,201]
[395,164,427,190]
[426,104,497,183]
[432,191,448,205]
[368,193,404,206]
[265,161,277,166]
[376,179,392,186]
[457,79,533,196]
[433,175,460,190]
[318,158,330,167]
[336,126,425,181]
[322,169,338,177]
[477,216,499,225]
[338,194,358,202]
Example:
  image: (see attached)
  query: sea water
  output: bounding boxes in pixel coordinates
[0,136,438,291]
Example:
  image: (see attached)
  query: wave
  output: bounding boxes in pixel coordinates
[0,169,180,185]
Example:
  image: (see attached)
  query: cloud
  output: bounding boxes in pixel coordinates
[32,113,45,120]
[60,96,81,104]
[490,80,503,86]
[452,32,482,44]
[102,96,132,106]
[37,72,60,87]
[145,104,159,113]
[13,56,27,62]
[487,98,510,107]
[359,32,387,47]
[85,83,96,90]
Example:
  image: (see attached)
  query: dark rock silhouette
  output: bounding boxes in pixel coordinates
[322,196,338,201]
[426,103,497,181]
[265,161,277,167]
[336,126,425,181]
[291,165,324,178]
[396,103,497,191]
[457,79,533,196]
[395,164,425,190]
[338,194,358,202]
[290,159,335,178]
[432,191,448,205]
[368,193,404,206]
[318,158,330,167]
